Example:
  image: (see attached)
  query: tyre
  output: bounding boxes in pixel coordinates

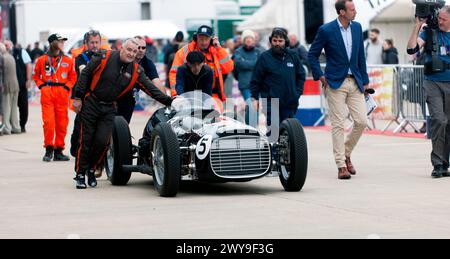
[151,122,181,197]
[106,116,132,186]
[278,118,308,192]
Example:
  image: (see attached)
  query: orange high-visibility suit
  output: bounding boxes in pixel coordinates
[33,54,77,150]
[70,45,86,59]
[169,41,234,101]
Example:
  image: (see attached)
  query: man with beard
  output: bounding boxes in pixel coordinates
[364,28,383,65]
[250,27,305,128]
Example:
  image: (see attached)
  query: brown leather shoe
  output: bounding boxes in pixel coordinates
[338,167,351,180]
[345,157,356,175]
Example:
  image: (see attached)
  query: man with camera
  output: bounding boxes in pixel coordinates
[407,2,450,178]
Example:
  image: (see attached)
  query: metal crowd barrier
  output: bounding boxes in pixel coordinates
[391,65,426,133]
[314,64,427,134]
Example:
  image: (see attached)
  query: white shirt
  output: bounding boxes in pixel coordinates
[337,19,353,74]
[21,49,31,64]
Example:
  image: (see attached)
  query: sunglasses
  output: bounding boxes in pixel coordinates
[138,46,146,50]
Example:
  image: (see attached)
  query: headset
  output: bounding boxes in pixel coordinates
[269,27,290,48]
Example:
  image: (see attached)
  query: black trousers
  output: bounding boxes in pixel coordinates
[18,87,28,130]
[70,114,81,157]
[76,96,116,175]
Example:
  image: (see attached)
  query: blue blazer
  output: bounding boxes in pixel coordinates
[308,19,369,92]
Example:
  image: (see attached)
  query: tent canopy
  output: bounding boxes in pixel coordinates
[238,0,397,35]
[237,0,299,34]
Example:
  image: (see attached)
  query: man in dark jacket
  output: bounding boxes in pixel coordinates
[72,39,173,189]
[70,30,103,158]
[250,28,305,132]
[288,33,310,73]
[175,51,213,96]
[30,42,45,63]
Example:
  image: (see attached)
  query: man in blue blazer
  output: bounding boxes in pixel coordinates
[308,0,369,180]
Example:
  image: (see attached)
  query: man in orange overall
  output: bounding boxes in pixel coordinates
[33,34,77,162]
[169,25,234,101]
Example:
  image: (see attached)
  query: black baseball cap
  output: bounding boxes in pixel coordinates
[196,25,213,37]
[186,51,205,64]
[48,33,68,43]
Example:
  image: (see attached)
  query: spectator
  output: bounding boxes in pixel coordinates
[254,31,266,51]
[0,43,21,135]
[30,42,44,63]
[224,38,237,98]
[365,28,384,64]
[112,39,123,51]
[234,30,263,126]
[251,27,305,131]
[382,39,399,65]
[288,33,311,74]
[26,44,32,57]
[5,40,33,133]
[234,35,243,50]
[145,36,158,63]
[0,48,3,135]
[164,31,185,88]
[175,51,213,95]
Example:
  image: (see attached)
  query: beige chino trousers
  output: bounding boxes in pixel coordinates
[325,78,367,168]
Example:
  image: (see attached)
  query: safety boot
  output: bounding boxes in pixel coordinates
[54,148,70,162]
[43,146,54,162]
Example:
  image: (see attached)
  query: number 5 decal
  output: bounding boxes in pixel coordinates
[196,135,213,160]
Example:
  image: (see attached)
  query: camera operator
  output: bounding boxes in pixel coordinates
[407,5,450,178]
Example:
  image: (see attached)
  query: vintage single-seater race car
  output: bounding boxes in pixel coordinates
[105,92,308,197]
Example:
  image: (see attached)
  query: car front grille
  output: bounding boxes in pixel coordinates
[210,136,271,178]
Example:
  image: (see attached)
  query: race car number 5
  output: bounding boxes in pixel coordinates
[196,135,213,160]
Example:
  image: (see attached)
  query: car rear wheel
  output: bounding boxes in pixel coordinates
[278,119,308,192]
[106,116,132,186]
[151,122,181,197]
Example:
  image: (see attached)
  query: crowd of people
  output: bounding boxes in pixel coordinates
[2,0,448,188]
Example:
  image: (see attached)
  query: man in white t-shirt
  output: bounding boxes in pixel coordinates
[364,28,383,65]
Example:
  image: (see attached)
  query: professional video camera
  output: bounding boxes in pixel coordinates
[413,0,447,74]
[414,0,446,28]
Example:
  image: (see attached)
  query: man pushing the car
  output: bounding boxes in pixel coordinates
[72,38,173,190]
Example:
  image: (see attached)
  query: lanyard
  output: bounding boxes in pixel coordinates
[47,55,63,75]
